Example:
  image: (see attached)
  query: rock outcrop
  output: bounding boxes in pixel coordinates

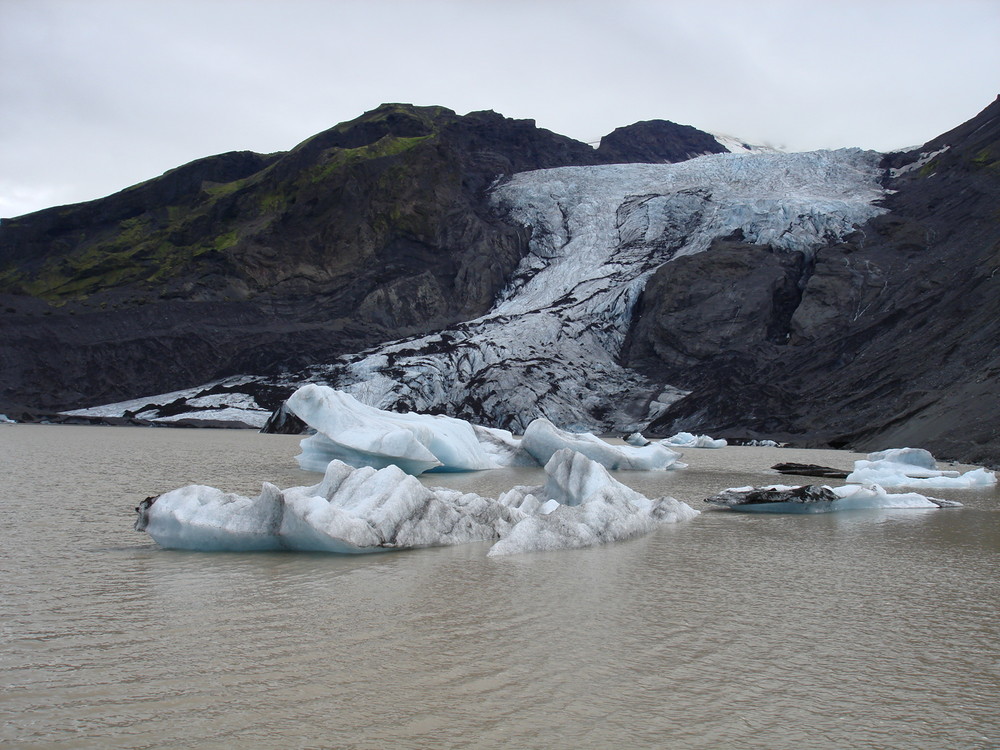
[635,96,1000,465]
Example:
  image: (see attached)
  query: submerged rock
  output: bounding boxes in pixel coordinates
[772,463,850,479]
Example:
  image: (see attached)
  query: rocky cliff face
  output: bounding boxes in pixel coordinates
[630,96,1000,464]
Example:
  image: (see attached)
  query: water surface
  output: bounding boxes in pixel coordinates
[2,425,997,748]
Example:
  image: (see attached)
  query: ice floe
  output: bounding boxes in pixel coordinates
[846,447,996,489]
[704,482,961,513]
[488,449,699,555]
[520,418,685,471]
[661,431,728,449]
[136,449,698,555]
[288,384,495,475]
[285,385,688,475]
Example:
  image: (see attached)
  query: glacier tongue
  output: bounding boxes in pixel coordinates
[307,149,886,432]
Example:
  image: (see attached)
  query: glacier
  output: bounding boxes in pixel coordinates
[64,148,888,434]
[304,149,887,434]
[135,449,698,555]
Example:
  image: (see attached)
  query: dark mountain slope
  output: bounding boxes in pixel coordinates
[634,96,1000,464]
[596,119,729,163]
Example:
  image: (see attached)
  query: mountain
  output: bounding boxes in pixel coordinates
[634,96,1000,465]
[1,99,997,466]
[0,105,729,414]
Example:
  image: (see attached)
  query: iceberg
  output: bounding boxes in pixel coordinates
[136,461,522,553]
[846,447,996,489]
[282,385,688,476]
[661,431,728,449]
[704,482,961,513]
[521,417,685,471]
[287,384,495,475]
[136,449,698,555]
[489,449,699,556]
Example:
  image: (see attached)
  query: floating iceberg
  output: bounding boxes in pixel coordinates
[704,482,961,513]
[283,385,688,475]
[489,449,698,555]
[661,431,728,449]
[846,447,996,489]
[136,461,521,553]
[287,384,495,475]
[521,418,685,471]
[136,449,698,555]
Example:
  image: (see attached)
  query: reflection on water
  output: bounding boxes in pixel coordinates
[1,425,998,749]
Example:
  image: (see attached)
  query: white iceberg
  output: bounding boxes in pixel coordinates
[136,449,698,555]
[661,431,728,449]
[846,447,996,489]
[489,449,699,556]
[623,432,650,446]
[704,482,961,513]
[287,384,495,475]
[136,460,521,553]
[521,417,685,471]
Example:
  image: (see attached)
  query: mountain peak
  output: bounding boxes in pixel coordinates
[596,119,729,163]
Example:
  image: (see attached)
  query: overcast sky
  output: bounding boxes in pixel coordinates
[2,0,998,218]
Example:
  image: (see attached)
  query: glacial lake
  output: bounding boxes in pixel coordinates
[2,424,998,749]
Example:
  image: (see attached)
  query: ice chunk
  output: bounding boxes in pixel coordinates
[521,417,685,471]
[135,483,285,551]
[287,384,495,475]
[137,460,524,553]
[846,447,996,488]
[488,449,699,556]
[661,431,728,448]
[471,424,539,467]
[703,482,960,513]
[136,449,697,555]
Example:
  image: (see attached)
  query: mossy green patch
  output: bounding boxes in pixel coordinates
[971,147,1000,171]
[303,134,433,184]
